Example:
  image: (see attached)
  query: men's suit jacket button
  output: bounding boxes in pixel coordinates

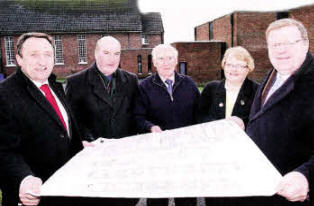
[60,134,65,138]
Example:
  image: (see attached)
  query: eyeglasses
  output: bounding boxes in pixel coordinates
[224,63,248,71]
[269,39,305,49]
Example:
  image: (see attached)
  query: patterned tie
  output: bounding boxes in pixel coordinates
[165,79,173,98]
[40,84,67,131]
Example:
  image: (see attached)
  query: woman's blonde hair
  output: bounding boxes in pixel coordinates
[221,46,255,72]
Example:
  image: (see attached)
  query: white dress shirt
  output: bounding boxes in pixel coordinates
[31,79,69,133]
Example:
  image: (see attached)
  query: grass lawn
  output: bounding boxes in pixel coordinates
[198,86,203,92]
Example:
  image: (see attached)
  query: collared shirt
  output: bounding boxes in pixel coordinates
[264,72,290,104]
[225,86,240,118]
[31,79,69,133]
[97,69,116,97]
[159,73,175,88]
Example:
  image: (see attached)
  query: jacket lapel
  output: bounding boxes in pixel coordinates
[112,69,128,117]
[249,75,268,122]
[88,64,113,107]
[214,80,226,119]
[250,52,314,122]
[152,73,167,89]
[49,79,72,136]
[232,78,253,116]
[16,69,68,132]
[250,70,294,122]
[172,72,186,93]
[261,78,294,111]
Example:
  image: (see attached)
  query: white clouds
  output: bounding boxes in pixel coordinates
[138,0,314,43]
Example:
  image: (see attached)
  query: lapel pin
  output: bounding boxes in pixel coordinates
[240,100,245,105]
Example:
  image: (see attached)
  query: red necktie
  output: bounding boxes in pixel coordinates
[40,84,67,131]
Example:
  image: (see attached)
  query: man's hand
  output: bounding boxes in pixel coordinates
[151,125,162,133]
[226,116,245,130]
[277,171,309,202]
[19,176,42,206]
[82,140,95,147]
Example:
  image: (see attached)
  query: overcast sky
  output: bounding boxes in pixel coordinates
[138,0,314,43]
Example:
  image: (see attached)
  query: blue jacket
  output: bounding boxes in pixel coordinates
[134,72,200,133]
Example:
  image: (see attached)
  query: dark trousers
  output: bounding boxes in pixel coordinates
[147,198,196,206]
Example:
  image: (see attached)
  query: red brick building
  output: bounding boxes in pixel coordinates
[172,41,226,84]
[0,0,163,79]
[194,4,314,82]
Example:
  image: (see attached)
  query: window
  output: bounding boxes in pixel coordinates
[276,12,289,20]
[141,34,148,45]
[4,36,15,66]
[147,55,152,74]
[77,35,87,64]
[54,35,64,65]
[209,22,213,40]
[179,62,187,75]
[137,55,142,74]
[194,28,197,41]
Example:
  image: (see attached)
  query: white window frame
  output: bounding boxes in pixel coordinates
[77,34,87,64]
[141,34,149,45]
[54,35,64,65]
[4,36,16,66]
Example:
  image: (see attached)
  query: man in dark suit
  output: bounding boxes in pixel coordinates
[0,32,83,206]
[245,18,314,206]
[134,44,199,206]
[66,36,139,206]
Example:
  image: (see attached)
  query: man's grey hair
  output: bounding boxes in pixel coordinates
[151,44,178,61]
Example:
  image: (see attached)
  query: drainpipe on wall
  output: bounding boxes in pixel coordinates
[231,13,234,47]
[0,38,4,80]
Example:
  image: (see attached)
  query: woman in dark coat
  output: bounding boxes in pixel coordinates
[198,46,258,206]
[198,46,258,127]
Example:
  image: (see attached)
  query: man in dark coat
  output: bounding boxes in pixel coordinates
[134,44,200,206]
[245,18,314,206]
[0,32,83,206]
[66,36,139,206]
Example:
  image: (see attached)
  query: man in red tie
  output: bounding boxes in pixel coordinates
[0,32,83,206]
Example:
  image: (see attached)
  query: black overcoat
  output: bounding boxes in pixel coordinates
[0,69,83,206]
[66,63,139,140]
[245,52,314,206]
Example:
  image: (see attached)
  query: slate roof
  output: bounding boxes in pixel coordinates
[142,12,164,34]
[0,0,163,35]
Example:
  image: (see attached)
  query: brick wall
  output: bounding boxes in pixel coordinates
[233,12,276,81]
[213,14,232,47]
[172,42,224,84]
[142,34,163,48]
[195,6,314,82]
[120,48,154,78]
[0,35,18,76]
[290,5,314,54]
[0,32,162,78]
[195,23,210,41]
